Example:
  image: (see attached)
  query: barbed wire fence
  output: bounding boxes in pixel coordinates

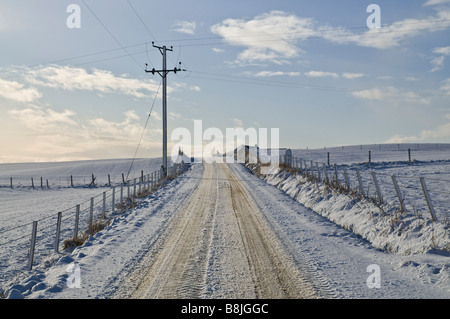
[0,160,190,290]
[275,149,449,224]
[238,145,449,225]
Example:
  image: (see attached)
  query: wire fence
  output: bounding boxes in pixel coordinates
[1,171,155,189]
[0,161,190,290]
[276,149,449,224]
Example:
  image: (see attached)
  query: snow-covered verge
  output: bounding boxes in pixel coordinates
[1,162,201,299]
[248,164,449,256]
[244,161,449,297]
[0,157,190,297]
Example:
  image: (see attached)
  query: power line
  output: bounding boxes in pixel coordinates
[126,0,158,42]
[81,0,143,70]
[188,70,363,92]
[3,17,450,78]
[152,19,450,48]
[126,79,162,181]
[0,42,154,79]
[126,0,158,69]
[186,69,449,96]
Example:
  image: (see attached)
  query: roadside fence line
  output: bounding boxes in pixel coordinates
[0,161,190,282]
[268,150,449,224]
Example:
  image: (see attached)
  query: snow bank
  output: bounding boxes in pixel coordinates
[247,164,449,256]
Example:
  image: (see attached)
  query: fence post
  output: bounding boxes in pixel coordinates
[31,177,34,189]
[391,175,406,213]
[343,167,350,190]
[89,197,94,230]
[368,151,371,165]
[322,164,329,185]
[102,192,106,218]
[371,172,383,204]
[138,177,142,195]
[420,177,438,221]
[71,175,73,187]
[316,162,321,182]
[408,148,411,163]
[55,212,62,253]
[10,177,12,189]
[112,187,115,212]
[73,204,80,241]
[150,172,153,188]
[28,221,38,270]
[120,185,123,204]
[334,164,339,188]
[356,168,364,196]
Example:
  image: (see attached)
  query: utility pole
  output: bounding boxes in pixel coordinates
[146,42,183,176]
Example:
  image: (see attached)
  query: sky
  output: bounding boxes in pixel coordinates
[0,0,450,163]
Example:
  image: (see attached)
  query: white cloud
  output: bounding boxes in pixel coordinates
[304,71,364,79]
[211,9,450,64]
[305,71,339,78]
[441,78,450,95]
[8,105,77,131]
[430,55,445,72]
[212,48,225,53]
[424,0,450,6]
[322,8,450,50]
[342,72,365,79]
[430,46,450,71]
[25,65,160,98]
[352,86,430,105]
[385,134,421,143]
[0,78,41,102]
[386,113,450,143]
[433,46,450,55]
[171,21,196,35]
[254,71,300,77]
[211,11,316,65]
[352,88,385,100]
[7,105,162,161]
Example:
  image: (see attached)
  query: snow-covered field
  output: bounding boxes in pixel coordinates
[0,157,168,293]
[0,144,449,299]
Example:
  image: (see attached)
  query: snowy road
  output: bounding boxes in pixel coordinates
[6,160,448,299]
[117,162,320,299]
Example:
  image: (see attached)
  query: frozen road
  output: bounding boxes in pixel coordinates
[117,162,322,299]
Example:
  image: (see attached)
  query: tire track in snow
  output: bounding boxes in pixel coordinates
[224,164,319,298]
[120,162,322,299]
[126,162,217,298]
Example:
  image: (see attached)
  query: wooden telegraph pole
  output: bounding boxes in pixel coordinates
[145,42,183,176]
